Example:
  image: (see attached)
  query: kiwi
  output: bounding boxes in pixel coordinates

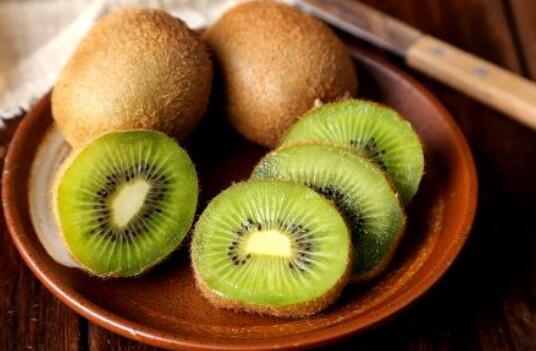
[53,130,198,277]
[252,144,405,282]
[281,100,424,202]
[52,8,213,148]
[204,0,357,148]
[191,180,352,317]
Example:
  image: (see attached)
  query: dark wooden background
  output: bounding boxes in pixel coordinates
[1,0,535,350]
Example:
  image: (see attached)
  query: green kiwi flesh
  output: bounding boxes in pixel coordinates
[54,130,198,277]
[191,181,352,317]
[281,100,424,203]
[252,144,405,282]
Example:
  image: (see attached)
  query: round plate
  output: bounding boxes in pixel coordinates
[2,47,477,350]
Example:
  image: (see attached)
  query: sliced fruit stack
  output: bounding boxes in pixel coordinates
[191,99,425,316]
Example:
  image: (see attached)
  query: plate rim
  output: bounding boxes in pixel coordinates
[2,47,478,350]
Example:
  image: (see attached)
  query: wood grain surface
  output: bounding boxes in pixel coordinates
[0,0,535,350]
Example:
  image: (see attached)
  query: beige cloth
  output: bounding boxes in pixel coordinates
[0,0,288,121]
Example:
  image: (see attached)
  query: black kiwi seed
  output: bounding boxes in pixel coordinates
[360,138,388,170]
[244,219,254,229]
[311,184,365,235]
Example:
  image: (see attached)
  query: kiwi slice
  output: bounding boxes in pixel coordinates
[281,100,424,203]
[191,181,352,317]
[252,144,405,282]
[54,130,198,277]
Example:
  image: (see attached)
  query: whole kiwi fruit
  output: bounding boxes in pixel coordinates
[204,0,357,148]
[52,8,213,147]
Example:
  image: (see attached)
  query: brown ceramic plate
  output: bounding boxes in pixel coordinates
[2,46,477,350]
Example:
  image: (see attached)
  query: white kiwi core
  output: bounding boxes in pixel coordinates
[109,178,151,227]
[246,230,291,257]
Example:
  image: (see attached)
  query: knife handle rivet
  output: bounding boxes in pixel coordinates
[472,66,489,78]
[430,46,445,57]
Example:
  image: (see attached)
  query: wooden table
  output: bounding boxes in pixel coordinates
[1,0,535,349]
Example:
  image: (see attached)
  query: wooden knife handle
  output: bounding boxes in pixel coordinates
[407,36,536,129]
[299,0,536,130]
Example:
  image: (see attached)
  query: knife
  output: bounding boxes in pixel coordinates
[297,0,536,130]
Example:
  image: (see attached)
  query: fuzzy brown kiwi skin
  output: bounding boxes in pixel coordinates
[52,129,196,278]
[190,180,353,318]
[52,8,213,148]
[204,0,357,148]
[259,142,407,284]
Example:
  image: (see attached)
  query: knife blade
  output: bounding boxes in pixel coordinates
[297,0,536,130]
[296,0,422,56]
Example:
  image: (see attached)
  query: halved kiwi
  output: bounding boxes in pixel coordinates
[281,100,424,203]
[53,130,198,277]
[252,144,405,282]
[191,180,352,317]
